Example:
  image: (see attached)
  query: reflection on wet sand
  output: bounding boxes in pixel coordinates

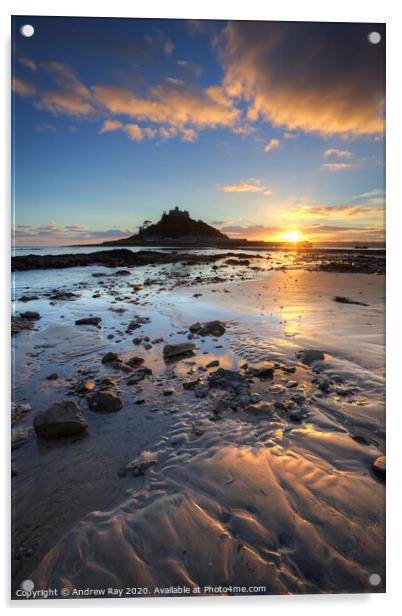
[12,253,385,595]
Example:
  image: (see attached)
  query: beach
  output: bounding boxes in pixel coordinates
[11,248,385,596]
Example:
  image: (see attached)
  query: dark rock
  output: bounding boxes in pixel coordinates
[19,295,39,302]
[101,352,118,364]
[206,359,220,368]
[20,311,40,320]
[207,368,250,393]
[297,349,325,365]
[88,390,123,412]
[46,372,58,380]
[189,320,225,336]
[75,317,101,326]
[126,356,145,368]
[33,400,88,438]
[333,296,369,306]
[194,383,209,398]
[247,364,275,379]
[163,342,196,360]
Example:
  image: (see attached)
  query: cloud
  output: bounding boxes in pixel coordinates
[93,81,240,132]
[264,138,280,153]
[100,119,194,142]
[221,179,271,194]
[288,204,383,218]
[18,57,37,71]
[323,148,353,158]
[12,77,36,97]
[219,222,383,242]
[321,163,354,171]
[220,21,385,136]
[13,221,135,246]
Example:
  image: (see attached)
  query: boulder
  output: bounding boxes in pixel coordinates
[20,311,40,320]
[88,389,123,412]
[297,349,325,365]
[75,317,101,326]
[207,368,250,393]
[33,400,88,438]
[189,320,226,336]
[163,342,195,360]
[101,352,118,364]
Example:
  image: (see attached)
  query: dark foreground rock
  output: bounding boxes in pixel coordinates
[297,349,325,365]
[88,389,123,412]
[189,320,226,336]
[33,400,88,438]
[75,317,101,326]
[163,343,196,360]
[12,248,264,272]
[333,296,369,306]
[208,368,250,393]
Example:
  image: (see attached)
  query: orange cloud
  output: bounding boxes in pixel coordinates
[323,148,353,158]
[220,22,385,137]
[12,77,35,97]
[93,81,240,131]
[221,179,271,194]
[264,138,280,153]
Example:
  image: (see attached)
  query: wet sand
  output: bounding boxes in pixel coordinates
[11,255,385,596]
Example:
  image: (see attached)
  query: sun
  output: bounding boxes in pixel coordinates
[282,230,302,242]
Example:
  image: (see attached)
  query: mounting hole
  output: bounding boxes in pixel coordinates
[369,573,381,586]
[20,24,35,38]
[368,31,381,45]
[21,579,35,592]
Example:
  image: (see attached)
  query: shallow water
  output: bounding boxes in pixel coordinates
[11,256,385,596]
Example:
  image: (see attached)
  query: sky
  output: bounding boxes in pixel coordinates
[12,16,385,246]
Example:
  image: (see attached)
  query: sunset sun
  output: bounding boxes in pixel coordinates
[282,230,303,242]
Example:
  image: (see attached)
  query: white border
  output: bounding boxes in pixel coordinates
[2,1,401,613]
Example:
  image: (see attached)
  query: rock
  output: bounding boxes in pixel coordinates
[126,367,152,384]
[46,372,58,380]
[288,408,304,421]
[206,359,220,368]
[244,401,275,415]
[194,383,209,398]
[20,311,40,320]
[101,352,118,364]
[122,451,158,476]
[249,393,262,403]
[163,342,196,360]
[282,366,296,374]
[189,320,226,336]
[19,295,39,302]
[297,349,325,365]
[88,390,123,412]
[33,400,88,438]
[12,427,29,449]
[207,368,250,393]
[115,270,131,276]
[163,388,175,396]
[143,342,153,350]
[48,291,80,301]
[317,375,330,391]
[182,378,201,390]
[126,316,150,333]
[247,364,275,379]
[333,296,369,306]
[75,317,101,326]
[372,455,386,477]
[126,356,144,368]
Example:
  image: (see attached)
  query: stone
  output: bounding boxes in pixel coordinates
[88,389,123,412]
[33,400,88,438]
[189,320,226,337]
[75,317,101,326]
[317,375,330,391]
[126,356,145,368]
[194,383,209,398]
[46,372,58,380]
[297,349,325,365]
[207,368,250,393]
[122,451,158,476]
[206,359,220,368]
[163,388,175,396]
[247,364,275,379]
[372,455,386,477]
[101,352,118,364]
[20,311,40,320]
[163,342,196,360]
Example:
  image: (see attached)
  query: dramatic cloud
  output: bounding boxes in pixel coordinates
[220,222,383,242]
[220,21,385,136]
[221,179,271,194]
[321,163,354,171]
[99,120,157,141]
[264,138,280,153]
[288,204,383,219]
[93,82,240,133]
[323,148,353,159]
